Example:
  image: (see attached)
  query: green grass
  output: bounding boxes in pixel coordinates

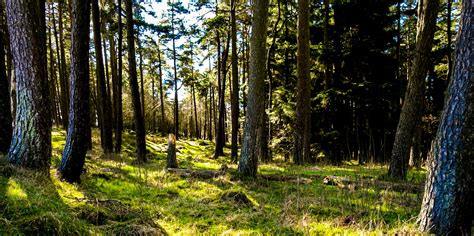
[0,129,426,234]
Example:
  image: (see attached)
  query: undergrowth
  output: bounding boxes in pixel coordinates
[0,128,426,234]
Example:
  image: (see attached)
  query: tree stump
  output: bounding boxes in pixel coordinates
[166,134,178,168]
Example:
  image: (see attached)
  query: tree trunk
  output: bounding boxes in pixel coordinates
[323,0,331,89]
[230,0,239,163]
[138,37,145,119]
[58,0,69,129]
[171,3,179,139]
[0,0,11,154]
[388,0,439,180]
[238,0,269,177]
[166,134,178,168]
[59,0,91,183]
[125,0,146,162]
[51,3,68,129]
[6,0,51,171]
[92,0,113,154]
[114,0,123,153]
[294,0,311,165]
[157,43,165,133]
[418,0,473,233]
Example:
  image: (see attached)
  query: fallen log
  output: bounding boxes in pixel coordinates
[167,164,228,179]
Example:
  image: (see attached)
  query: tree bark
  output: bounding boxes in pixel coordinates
[92,0,114,154]
[171,3,179,139]
[114,0,123,153]
[230,0,239,163]
[125,0,146,162]
[157,43,165,133]
[6,0,51,171]
[58,0,69,129]
[59,0,91,183]
[294,0,311,165]
[0,0,11,154]
[388,0,439,180]
[418,0,473,233]
[238,0,269,177]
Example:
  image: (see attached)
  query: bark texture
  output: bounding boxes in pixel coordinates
[92,0,114,154]
[230,0,239,163]
[6,0,51,171]
[59,0,91,183]
[0,3,11,154]
[418,0,473,233]
[114,0,123,153]
[125,0,146,162]
[388,0,439,179]
[238,0,269,177]
[294,0,311,165]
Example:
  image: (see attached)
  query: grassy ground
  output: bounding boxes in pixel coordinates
[0,129,426,235]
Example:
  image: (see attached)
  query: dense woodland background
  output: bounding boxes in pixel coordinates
[0,0,472,234]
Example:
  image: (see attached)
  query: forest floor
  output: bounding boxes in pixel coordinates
[0,129,427,235]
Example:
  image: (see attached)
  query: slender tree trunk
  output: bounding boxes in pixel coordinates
[114,0,123,153]
[171,3,179,139]
[230,0,239,162]
[446,0,452,81]
[157,44,165,133]
[92,0,113,154]
[58,0,69,128]
[51,3,68,129]
[294,0,311,165]
[59,0,91,183]
[6,0,51,171]
[238,0,269,177]
[388,0,439,180]
[215,32,230,158]
[0,0,11,153]
[138,38,145,119]
[418,0,472,233]
[125,0,146,162]
[323,0,331,89]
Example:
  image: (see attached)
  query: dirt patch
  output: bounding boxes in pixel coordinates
[220,190,254,206]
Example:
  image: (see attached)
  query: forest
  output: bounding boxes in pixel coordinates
[0,0,472,234]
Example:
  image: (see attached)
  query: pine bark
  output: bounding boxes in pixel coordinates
[0,2,11,153]
[125,0,146,162]
[388,0,439,179]
[114,0,123,153]
[59,0,91,183]
[6,0,51,171]
[294,0,311,165]
[92,0,114,154]
[418,0,473,233]
[238,0,269,177]
[230,0,239,162]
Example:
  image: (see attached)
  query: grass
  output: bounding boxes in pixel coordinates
[0,128,426,234]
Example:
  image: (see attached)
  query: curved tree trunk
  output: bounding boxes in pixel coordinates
[238,0,269,177]
[6,0,51,171]
[294,0,311,165]
[125,0,146,163]
[388,0,439,180]
[59,0,91,183]
[418,0,473,233]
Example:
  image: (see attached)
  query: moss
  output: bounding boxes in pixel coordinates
[0,129,425,234]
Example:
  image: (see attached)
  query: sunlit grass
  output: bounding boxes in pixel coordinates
[0,128,426,234]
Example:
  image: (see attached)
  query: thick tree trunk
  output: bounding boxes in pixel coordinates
[294,0,311,165]
[59,0,91,183]
[114,0,123,153]
[166,134,178,168]
[418,0,473,233]
[238,0,269,177]
[230,0,239,163]
[92,0,113,154]
[388,0,439,180]
[6,0,51,171]
[125,0,146,162]
[0,1,11,154]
